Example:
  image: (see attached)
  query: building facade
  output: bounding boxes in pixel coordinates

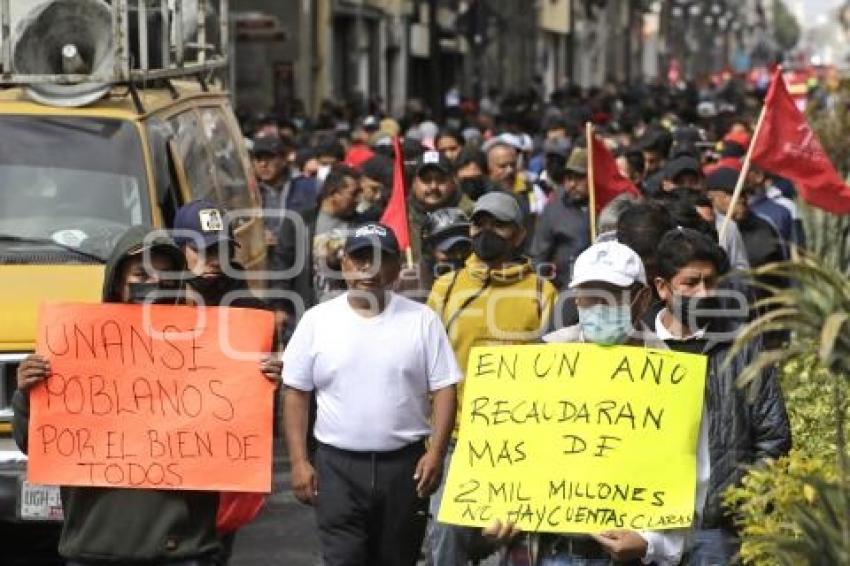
[230,0,769,119]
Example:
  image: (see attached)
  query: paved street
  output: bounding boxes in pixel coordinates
[230,449,322,566]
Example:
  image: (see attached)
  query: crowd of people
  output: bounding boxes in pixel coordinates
[13,79,801,566]
[253,81,796,565]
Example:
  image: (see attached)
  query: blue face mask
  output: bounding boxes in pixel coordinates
[577,303,634,345]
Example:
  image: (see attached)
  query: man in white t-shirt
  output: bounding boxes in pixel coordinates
[283,222,462,566]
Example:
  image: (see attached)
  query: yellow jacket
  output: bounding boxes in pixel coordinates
[427,254,557,436]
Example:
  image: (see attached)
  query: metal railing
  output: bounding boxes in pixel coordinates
[0,0,229,85]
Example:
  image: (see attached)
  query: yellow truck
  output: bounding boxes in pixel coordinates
[0,1,265,560]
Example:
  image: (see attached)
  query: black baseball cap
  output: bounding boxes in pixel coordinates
[251,136,286,156]
[415,150,452,177]
[663,156,700,181]
[173,200,238,249]
[705,167,740,194]
[344,223,400,257]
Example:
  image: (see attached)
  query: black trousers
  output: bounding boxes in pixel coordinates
[315,441,429,566]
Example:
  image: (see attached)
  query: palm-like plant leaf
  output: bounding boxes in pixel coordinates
[820,313,849,368]
[727,254,850,378]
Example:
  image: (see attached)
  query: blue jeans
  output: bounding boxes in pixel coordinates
[427,441,482,566]
[686,528,739,565]
[505,539,612,566]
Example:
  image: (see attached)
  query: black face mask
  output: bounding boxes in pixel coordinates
[563,189,588,207]
[672,294,721,331]
[459,177,488,200]
[546,157,567,185]
[127,282,179,305]
[472,230,513,262]
[187,275,233,305]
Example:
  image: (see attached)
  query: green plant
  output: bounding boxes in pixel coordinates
[724,256,850,564]
[724,355,847,565]
[725,61,850,566]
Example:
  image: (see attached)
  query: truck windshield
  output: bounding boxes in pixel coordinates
[0,116,149,262]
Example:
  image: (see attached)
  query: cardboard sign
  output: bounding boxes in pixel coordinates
[28,303,276,492]
[438,343,707,533]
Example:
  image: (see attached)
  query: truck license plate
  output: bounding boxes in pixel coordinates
[19,481,63,521]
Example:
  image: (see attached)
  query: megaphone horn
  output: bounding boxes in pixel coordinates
[12,0,115,107]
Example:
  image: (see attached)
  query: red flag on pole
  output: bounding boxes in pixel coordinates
[751,69,850,214]
[589,133,641,214]
[380,136,411,252]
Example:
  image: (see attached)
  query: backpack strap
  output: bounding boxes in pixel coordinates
[445,278,491,333]
[535,275,544,321]
[440,269,462,320]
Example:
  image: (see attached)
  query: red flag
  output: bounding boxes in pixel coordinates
[751,69,850,214]
[380,136,411,250]
[590,134,641,213]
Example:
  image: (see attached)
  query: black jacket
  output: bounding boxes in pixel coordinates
[13,226,221,563]
[665,331,791,531]
[270,207,317,322]
[530,191,590,289]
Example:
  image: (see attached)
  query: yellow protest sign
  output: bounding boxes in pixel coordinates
[438,343,707,533]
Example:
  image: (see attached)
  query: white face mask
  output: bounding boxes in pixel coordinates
[316,165,331,184]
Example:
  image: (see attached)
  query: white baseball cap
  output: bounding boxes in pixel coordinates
[569,241,647,289]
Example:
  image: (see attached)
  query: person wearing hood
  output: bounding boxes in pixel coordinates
[530,147,592,290]
[13,226,281,565]
[408,151,474,263]
[425,192,557,566]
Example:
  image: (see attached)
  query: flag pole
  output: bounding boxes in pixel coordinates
[586,122,597,241]
[405,247,413,269]
[718,92,769,242]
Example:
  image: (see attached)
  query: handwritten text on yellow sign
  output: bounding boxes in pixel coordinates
[438,343,707,533]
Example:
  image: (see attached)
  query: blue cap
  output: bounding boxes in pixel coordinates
[173,200,237,249]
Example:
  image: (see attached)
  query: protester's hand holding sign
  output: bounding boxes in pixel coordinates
[16,354,50,392]
[482,519,520,542]
[260,357,282,385]
[591,530,649,561]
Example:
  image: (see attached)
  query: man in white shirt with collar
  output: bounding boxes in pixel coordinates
[283,222,462,566]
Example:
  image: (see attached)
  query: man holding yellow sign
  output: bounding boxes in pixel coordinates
[438,241,709,565]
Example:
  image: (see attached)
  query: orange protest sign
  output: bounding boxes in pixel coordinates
[28,302,276,493]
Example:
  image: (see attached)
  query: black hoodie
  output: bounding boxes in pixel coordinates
[13,226,221,563]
